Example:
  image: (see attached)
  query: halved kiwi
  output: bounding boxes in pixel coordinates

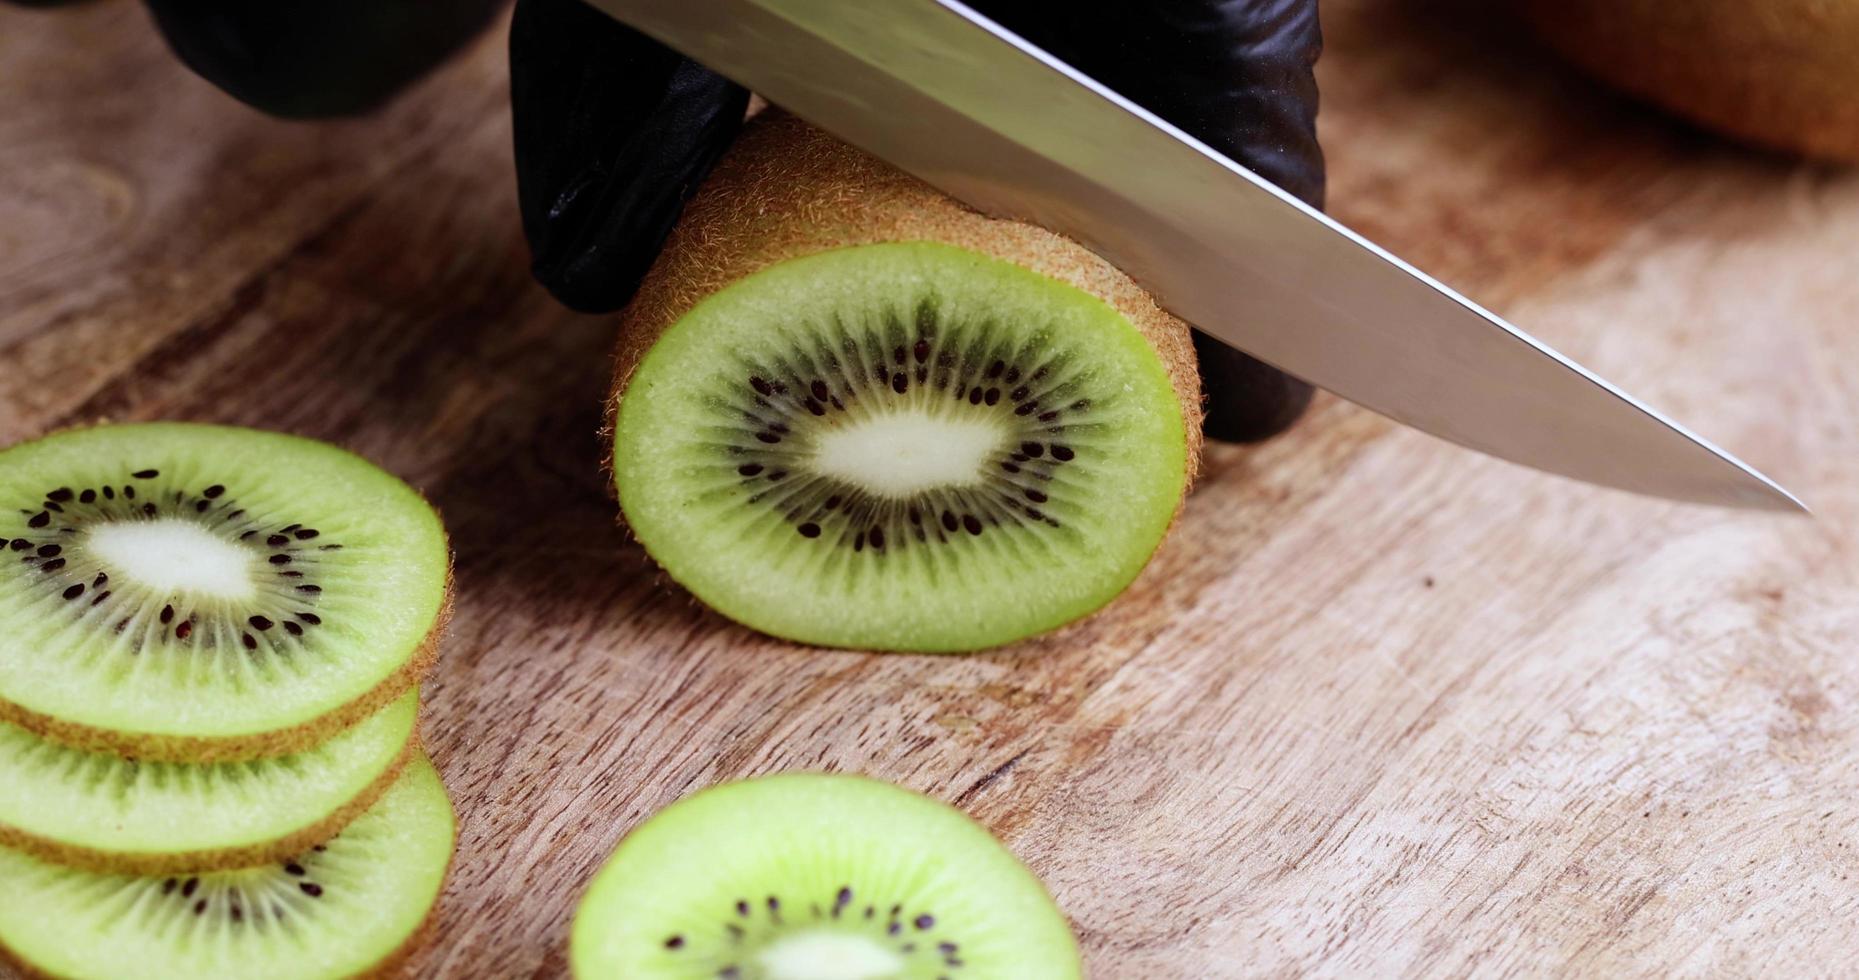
[610,112,1197,652]
[572,772,1081,979]
[0,754,455,980]
[0,687,419,874]
[0,423,450,761]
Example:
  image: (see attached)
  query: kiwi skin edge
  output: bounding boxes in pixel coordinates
[0,732,419,877]
[0,567,452,766]
[0,754,458,980]
[605,109,1204,483]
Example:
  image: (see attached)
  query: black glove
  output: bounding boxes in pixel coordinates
[511,0,1325,443]
[142,0,505,119]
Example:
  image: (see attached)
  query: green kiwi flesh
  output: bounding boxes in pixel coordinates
[0,688,418,874]
[0,754,455,980]
[571,772,1082,979]
[0,423,450,760]
[612,242,1189,652]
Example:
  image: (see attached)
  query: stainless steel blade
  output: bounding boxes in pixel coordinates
[585,0,1803,511]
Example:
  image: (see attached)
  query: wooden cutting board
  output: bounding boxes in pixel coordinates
[2,1,1854,975]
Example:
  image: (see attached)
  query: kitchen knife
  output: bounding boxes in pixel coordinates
[583,0,1804,511]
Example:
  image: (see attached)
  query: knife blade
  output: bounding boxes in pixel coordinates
[583,0,1803,511]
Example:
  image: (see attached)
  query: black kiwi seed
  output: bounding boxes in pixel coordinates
[47,488,73,502]
[132,469,158,479]
[203,485,225,498]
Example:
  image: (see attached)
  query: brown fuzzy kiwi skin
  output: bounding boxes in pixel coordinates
[0,727,419,876]
[604,109,1203,481]
[0,572,452,765]
[1521,0,1859,162]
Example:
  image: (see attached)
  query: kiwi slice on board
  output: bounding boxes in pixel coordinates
[572,773,1081,979]
[610,111,1197,653]
[0,688,418,875]
[0,423,450,762]
[0,753,454,980]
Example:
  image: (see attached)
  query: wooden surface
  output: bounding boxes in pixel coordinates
[3,1,1856,976]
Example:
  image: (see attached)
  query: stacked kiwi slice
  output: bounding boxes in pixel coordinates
[0,423,457,978]
[573,773,1082,979]
[609,111,1201,652]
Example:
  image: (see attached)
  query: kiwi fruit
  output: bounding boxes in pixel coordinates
[1520,0,1859,162]
[608,111,1199,652]
[0,687,418,875]
[572,772,1081,979]
[0,753,455,980]
[0,422,450,762]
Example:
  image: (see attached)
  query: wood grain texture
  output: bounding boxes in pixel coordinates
[1,1,1854,976]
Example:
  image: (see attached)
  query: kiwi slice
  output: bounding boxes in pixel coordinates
[0,687,418,874]
[0,423,450,761]
[610,112,1197,652]
[0,753,455,980]
[571,773,1081,979]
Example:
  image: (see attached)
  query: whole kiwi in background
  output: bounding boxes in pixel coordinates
[1520,0,1859,163]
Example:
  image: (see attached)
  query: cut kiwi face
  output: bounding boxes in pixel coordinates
[572,772,1081,979]
[0,753,455,980]
[0,687,418,874]
[613,241,1189,652]
[0,423,450,761]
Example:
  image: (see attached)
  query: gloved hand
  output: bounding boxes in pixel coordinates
[511,0,1326,442]
[108,0,1326,442]
[140,0,507,119]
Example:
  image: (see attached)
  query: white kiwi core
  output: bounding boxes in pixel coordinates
[85,519,257,601]
[810,411,1004,499]
[754,929,907,980]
